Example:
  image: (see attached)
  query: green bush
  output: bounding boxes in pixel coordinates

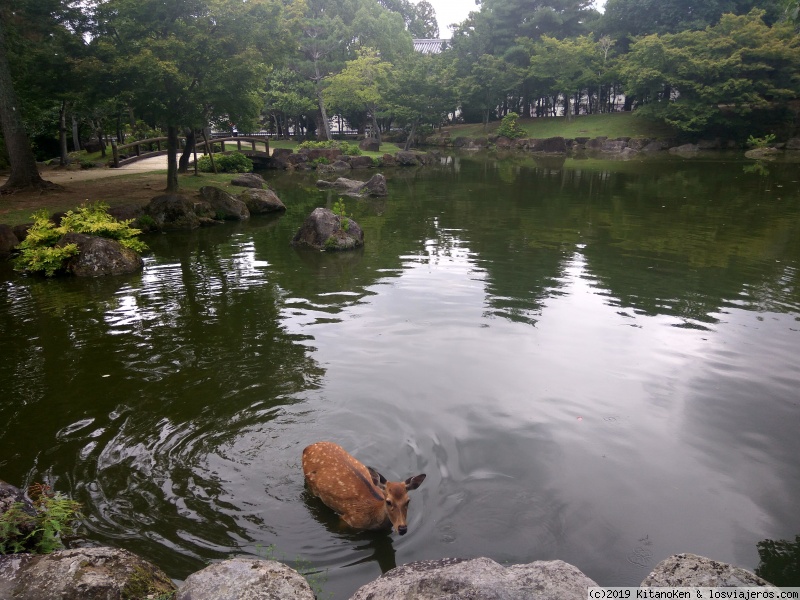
[298,140,361,156]
[332,198,350,232]
[14,203,147,277]
[196,152,253,173]
[497,112,526,140]
[746,134,777,149]
[0,484,82,554]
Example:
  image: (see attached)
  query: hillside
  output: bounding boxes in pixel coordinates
[442,112,679,140]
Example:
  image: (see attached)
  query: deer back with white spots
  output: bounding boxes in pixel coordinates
[302,441,426,535]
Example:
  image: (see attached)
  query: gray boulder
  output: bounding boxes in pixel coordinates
[330,160,352,171]
[238,188,286,214]
[642,553,777,588]
[0,547,176,600]
[602,139,628,153]
[531,137,567,153]
[745,147,779,159]
[350,557,598,600]
[316,174,388,197]
[786,137,800,150]
[231,173,266,189]
[360,173,388,196]
[585,137,608,150]
[291,207,364,251]
[395,151,421,166]
[348,155,375,169]
[146,194,210,230]
[359,138,381,152]
[56,233,143,277]
[176,558,315,600]
[0,224,19,257]
[198,186,250,220]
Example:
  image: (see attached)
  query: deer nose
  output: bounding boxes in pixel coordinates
[398,525,408,535]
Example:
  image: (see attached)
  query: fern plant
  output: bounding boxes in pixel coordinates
[14,202,147,276]
[0,484,82,555]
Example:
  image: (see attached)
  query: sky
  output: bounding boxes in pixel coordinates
[425,0,606,38]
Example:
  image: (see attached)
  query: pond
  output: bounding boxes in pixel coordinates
[1,152,799,598]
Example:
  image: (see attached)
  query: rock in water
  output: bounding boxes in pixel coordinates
[57,233,143,277]
[291,207,364,251]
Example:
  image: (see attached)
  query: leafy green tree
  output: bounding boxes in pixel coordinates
[528,34,599,119]
[264,68,318,138]
[461,54,524,128]
[389,52,457,148]
[378,0,439,37]
[619,10,800,135]
[602,0,783,41]
[294,0,411,140]
[324,48,393,143]
[92,0,289,191]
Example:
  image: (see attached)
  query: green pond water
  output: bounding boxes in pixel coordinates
[1,152,799,597]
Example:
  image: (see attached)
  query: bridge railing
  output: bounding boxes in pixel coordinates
[111,137,173,167]
[202,136,270,156]
[110,135,270,167]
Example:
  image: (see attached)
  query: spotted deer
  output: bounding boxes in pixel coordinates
[302,441,426,535]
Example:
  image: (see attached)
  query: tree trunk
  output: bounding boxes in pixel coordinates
[370,108,382,144]
[72,114,81,151]
[179,128,195,173]
[166,124,179,192]
[59,101,70,166]
[0,18,53,192]
[404,118,419,151]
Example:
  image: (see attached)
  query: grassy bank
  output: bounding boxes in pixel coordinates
[442,112,678,140]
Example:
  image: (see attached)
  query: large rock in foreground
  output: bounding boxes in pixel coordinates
[176,558,315,600]
[291,207,364,251]
[642,553,776,587]
[56,233,143,277]
[350,557,598,600]
[0,547,176,600]
[316,173,388,197]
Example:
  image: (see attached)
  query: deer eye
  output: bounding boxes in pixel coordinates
[386,499,393,507]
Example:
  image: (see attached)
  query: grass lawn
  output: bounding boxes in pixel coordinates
[443,112,678,140]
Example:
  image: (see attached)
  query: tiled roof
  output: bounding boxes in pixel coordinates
[413,39,446,54]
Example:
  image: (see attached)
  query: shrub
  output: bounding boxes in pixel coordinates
[497,112,526,139]
[298,140,361,156]
[14,203,147,277]
[332,198,350,232]
[196,152,253,173]
[746,134,777,149]
[0,484,82,554]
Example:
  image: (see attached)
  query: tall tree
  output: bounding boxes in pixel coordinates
[93,0,289,191]
[324,48,393,143]
[602,0,783,41]
[619,10,800,135]
[390,52,457,149]
[0,0,81,191]
[528,34,600,118]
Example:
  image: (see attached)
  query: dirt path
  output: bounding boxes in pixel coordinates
[0,157,172,224]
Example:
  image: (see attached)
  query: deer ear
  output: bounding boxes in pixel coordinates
[405,474,426,491]
[367,466,387,489]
